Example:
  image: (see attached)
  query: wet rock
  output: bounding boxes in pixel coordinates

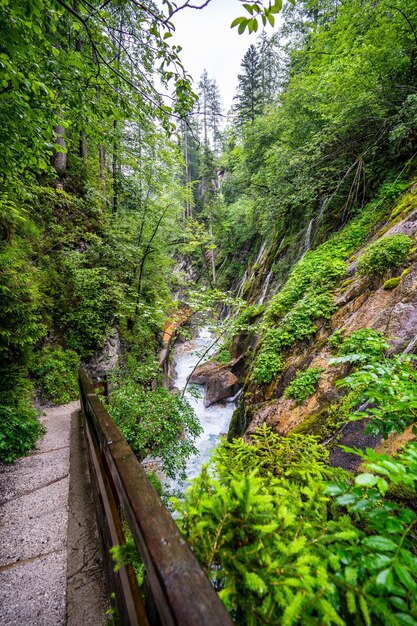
[84,329,122,380]
[189,359,241,407]
[205,370,239,407]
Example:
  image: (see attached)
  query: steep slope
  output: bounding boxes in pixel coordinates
[227,178,417,463]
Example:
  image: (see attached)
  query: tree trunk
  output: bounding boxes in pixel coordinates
[112,120,118,215]
[53,123,67,177]
[99,144,106,194]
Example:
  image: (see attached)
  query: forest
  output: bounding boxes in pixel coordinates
[1,0,417,624]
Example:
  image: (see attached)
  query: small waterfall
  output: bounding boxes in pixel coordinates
[236,270,248,298]
[277,236,286,252]
[254,241,266,266]
[258,269,273,305]
[303,219,314,254]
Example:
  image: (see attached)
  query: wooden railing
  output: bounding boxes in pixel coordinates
[79,370,232,626]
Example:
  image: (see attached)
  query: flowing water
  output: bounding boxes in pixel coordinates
[172,327,236,487]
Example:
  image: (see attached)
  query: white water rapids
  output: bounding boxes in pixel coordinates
[172,327,236,487]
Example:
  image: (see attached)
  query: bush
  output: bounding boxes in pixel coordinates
[59,263,125,354]
[253,293,335,384]
[285,368,323,404]
[357,234,413,276]
[174,426,417,626]
[31,346,79,404]
[108,369,202,480]
[332,329,389,365]
[0,368,43,462]
[0,403,43,463]
[336,353,417,438]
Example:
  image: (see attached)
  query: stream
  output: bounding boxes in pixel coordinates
[172,327,236,487]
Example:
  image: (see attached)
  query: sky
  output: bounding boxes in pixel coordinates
[170,1,276,114]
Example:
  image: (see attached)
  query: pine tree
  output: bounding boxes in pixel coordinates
[233,44,263,125]
[198,69,223,151]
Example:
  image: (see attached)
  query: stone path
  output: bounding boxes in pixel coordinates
[0,402,109,625]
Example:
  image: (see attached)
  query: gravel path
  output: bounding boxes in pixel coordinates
[0,402,108,625]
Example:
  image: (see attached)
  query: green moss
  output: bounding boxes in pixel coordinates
[401,266,411,277]
[383,277,401,290]
[357,234,413,276]
[340,278,354,289]
[227,401,248,441]
[389,183,417,219]
[292,393,353,440]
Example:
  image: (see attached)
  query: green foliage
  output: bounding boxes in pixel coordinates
[0,403,43,464]
[216,339,232,364]
[253,291,335,383]
[0,236,45,365]
[215,424,346,483]
[31,346,79,405]
[357,235,413,277]
[174,426,417,625]
[252,328,285,383]
[231,1,290,33]
[0,369,43,463]
[108,362,202,480]
[285,367,323,405]
[331,329,390,365]
[336,353,417,439]
[58,264,125,354]
[110,524,144,588]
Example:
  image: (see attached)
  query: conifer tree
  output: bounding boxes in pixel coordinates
[233,44,263,125]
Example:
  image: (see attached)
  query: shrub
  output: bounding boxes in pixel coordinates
[253,293,335,384]
[333,328,389,365]
[59,263,125,354]
[0,368,43,462]
[31,346,79,404]
[357,234,413,276]
[0,403,43,463]
[285,368,323,404]
[252,328,285,383]
[174,426,417,625]
[108,371,202,480]
[336,353,417,438]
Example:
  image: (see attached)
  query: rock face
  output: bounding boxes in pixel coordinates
[84,329,122,381]
[189,359,241,407]
[236,203,417,459]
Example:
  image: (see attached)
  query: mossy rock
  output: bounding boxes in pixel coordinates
[227,401,247,441]
[383,277,401,290]
[340,278,354,290]
[401,266,411,277]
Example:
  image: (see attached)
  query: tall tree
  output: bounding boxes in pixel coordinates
[233,44,263,125]
[198,69,223,151]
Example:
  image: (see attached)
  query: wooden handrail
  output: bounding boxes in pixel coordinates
[79,370,233,626]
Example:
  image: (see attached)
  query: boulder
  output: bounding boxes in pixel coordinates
[204,370,239,407]
[189,359,241,407]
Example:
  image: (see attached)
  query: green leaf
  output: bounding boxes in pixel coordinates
[394,614,417,626]
[376,568,394,591]
[355,473,379,487]
[362,536,398,551]
[231,17,245,28]
[238,20,247,34]
[245,572,267,596]
[394,564,417,594]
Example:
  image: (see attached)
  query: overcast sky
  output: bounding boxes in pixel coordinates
[170,1,276,114]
